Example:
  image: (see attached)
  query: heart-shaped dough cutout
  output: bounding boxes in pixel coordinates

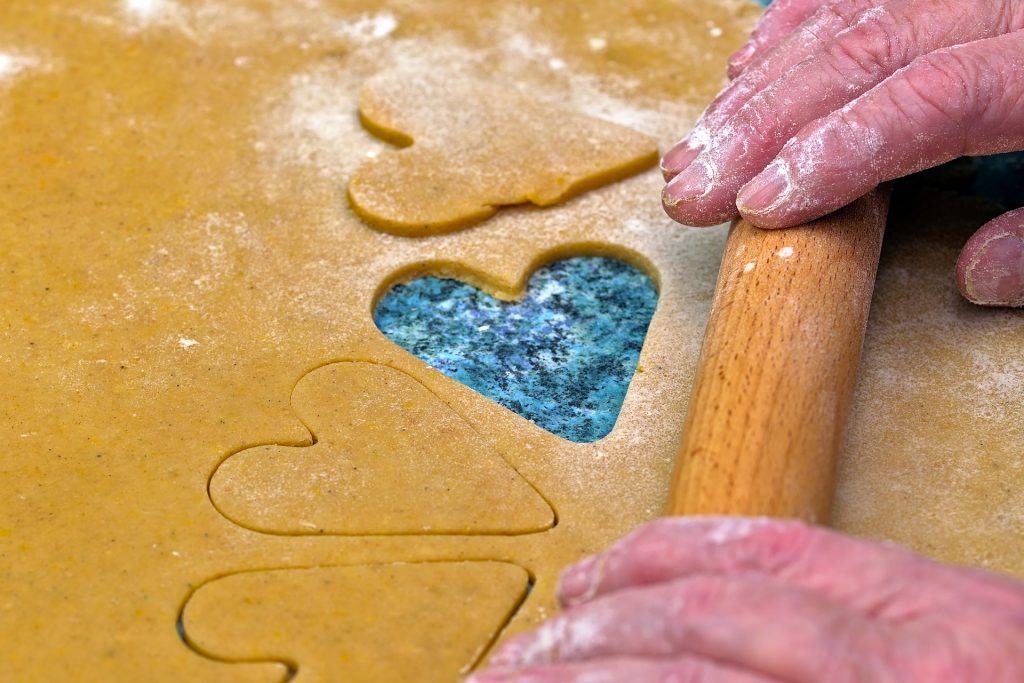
[183,562,529,682]
[210,362,554,535]
[349,69,659,235]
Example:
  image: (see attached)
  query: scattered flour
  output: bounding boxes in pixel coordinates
[122,0,177,20]
[232,0,704,193]
[89,0,260,41]
[0,53,37,82]
[334,12,399,43]
[965,347,1024,423]
[703,516,775,544]
[256,62,386,184]
[254,25,685,188]
[506,608,604,667]
[0,52,49,88]
[119,0,193,35]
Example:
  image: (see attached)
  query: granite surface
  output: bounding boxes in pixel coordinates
[375,257,657,443]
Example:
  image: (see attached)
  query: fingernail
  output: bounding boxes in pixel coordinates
[660,142,703,179]
[728,43,756,72]
[663,159,713,206]
[966,234,1024,306]
[737,162,790,214]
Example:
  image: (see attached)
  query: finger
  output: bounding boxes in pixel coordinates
[956,207,1024,307]
[662,0,883,181]
[493,574,885,683]
[736,31,1024,227]
[469,656,780,683]
[665,0,1024,225]
[557,517,935,613]
[727,0,826,78]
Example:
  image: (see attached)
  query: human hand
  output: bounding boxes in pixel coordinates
[468,517,1024,682]
[661,0,1024,307]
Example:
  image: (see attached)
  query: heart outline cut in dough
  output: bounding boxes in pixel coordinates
[181,561,531,682]
[209,362,555,536]
[348,68,660,236]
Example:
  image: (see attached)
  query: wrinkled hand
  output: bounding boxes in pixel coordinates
[661,0,1024,307]
[469,517,1024,682]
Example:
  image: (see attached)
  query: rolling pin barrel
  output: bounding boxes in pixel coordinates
[665,190,889,522]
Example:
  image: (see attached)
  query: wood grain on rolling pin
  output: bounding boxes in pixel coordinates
[665,189,890,522]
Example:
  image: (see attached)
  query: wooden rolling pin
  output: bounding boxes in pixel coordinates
[664,189,890,522]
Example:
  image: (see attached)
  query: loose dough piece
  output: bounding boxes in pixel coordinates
[183,562,530,683]
[348,68,660,235]
[210,362,554,535]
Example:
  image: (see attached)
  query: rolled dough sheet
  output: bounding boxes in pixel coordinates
[834,183,1024,565]
[1,1,1020,681]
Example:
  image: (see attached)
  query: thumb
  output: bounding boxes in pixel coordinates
[956,207,1024,307]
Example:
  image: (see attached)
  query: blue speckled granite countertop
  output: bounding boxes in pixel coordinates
[375,257,657,442]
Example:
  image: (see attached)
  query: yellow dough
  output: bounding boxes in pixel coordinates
[210,362,554,535]
[183,562,530,683]
[834,183,1024,562]
[1,1,1020,682]
[348,69,659,235]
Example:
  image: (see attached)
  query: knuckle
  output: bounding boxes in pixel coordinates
[669,575,732,617]
[826,0,887,26]
[821,109,888,191]
[934,0,977,30]
[733,92,787,146]
[997,0,1024,33]
[639,516,688,543]
[911,48,985,113]
[610,521,666,564]
[867,48,982,146]
[799,5,847,45]
[710,517,816,573]
[825,11,900,82]
[747,519,817,571]
[832,104,868,132]
[617,517,696,563]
